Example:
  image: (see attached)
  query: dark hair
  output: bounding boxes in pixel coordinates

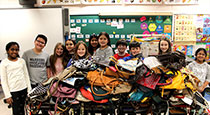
[35,34,48,45]
[63,39,77,67]
[73,41,90,60]
[158,37,172,55]
[195,48,207,62]
[98,32,111,46]
[50,43,65,75]
[88,34,99,55]
[6,41,20,57]
[65,39,76,46]
[116,39,127,47]
[129,41,140,50]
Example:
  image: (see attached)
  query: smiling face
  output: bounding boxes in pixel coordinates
[196,50,206,63]
[65,40,75,52]
[7,44,19,60]
[77,44,86,57]
[90,37,98,48]
[98,35,108,48]
[55,44,64,57]
[117,44,127,54]
[160,40,169,54]
[130,47,141,56]
[34,37,46,51]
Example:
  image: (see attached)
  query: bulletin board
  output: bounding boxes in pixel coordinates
[173,14,210,62]
[69,14,173,47]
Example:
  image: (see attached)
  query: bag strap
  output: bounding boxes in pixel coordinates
[90,70,115,96]
[157,78,173,86]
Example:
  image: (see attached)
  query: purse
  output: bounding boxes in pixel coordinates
[108,56,136,79]
[135,65,161,89]
[86,70,121,96]
[49,81,77,99]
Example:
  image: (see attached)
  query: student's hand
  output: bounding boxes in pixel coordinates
[198,86,205,92]
[6,97,13,105]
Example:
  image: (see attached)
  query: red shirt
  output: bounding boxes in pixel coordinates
[113,53,130,60]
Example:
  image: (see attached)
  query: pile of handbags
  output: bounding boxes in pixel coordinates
[26,51,210,115]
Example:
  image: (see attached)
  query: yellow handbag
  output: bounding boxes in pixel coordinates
[160,71,195,90]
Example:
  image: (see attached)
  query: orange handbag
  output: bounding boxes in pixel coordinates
[86,70,122,96]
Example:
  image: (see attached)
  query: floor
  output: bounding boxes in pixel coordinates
[0,86,12,115]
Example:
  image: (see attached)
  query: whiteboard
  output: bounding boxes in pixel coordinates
[0,8,64,60]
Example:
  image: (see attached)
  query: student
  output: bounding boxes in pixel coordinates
[63,39,76,67]
[88,34,99,56]
[22,34,50,88]
[66,41,91,67]
[93,32,114,64]
[0,42,31,115]
[49,42,65,77]
[122,41,144,61]
[158,37,172,55]
[113,39,130,60]
[187,48,210,94]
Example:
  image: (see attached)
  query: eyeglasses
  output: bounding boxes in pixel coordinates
[66,43,73,46]
[36,40,45,45]
[10,48,19,51]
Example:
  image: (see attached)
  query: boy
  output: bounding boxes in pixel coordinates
[113,39,130,60]
[122,41,144,61]
[22,34,50,88]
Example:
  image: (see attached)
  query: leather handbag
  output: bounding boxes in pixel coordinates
[49,81,77,99]
[135,65,161,89]
[86,70,121,96]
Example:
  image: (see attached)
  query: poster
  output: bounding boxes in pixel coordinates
[174,15,196,44]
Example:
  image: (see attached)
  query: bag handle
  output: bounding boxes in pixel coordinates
[90,70,116,96]
[157,77,172,86]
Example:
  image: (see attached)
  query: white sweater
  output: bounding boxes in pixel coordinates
[0,58,31,99]
[187,61,210,87]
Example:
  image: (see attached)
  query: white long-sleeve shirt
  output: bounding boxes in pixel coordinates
[0,58,31,99]
[187,61,210,87]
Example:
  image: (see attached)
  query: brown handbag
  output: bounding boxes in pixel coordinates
[86,70,122,96]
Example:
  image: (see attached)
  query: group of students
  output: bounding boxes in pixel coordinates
[1,32,210,115]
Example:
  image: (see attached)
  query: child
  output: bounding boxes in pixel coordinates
[158,37,172,55]
[49,42,65,77]
[113,39,130,60]
[1,42,31,115]
[63,39,76,68]
[93,32,114,64]
[66,41,91,67]
[88,34,99,56]
[187,48,210,94]
[22,34,50,88]
[122,41,144,61]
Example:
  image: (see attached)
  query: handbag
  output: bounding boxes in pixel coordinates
[135,65,161,89]
[86,70,121,96]
[204,88,210,101]
[49,81,77,99]
[109,56,136,79]
[79,86,108,103]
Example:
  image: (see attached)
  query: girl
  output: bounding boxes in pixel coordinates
[158,37,172,55]
[49,43,65,77]
[66,41,91,67]
[0,42,31,115]
[187,48,210,94]
[88,34,99,56]
[93,32,114,64]
[63,39,76,68]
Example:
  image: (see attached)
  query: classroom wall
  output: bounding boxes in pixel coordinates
[65,0,210,15]
[0,0,209,60]
[0,8,64,60]
[1,0,210,14]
